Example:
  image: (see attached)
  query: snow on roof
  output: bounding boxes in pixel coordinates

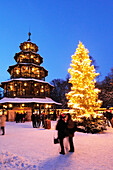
[1,78,54,87]
[0,97,61,105]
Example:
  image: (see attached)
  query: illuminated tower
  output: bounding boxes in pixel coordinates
[0,33,60,121]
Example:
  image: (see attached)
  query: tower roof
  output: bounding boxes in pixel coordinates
[19,32,39,52]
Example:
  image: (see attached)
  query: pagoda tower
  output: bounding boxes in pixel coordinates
[0,33,60,121]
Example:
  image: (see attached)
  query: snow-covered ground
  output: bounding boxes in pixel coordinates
[0,121,113,170]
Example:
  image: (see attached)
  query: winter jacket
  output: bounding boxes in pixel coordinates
[67,119,75,137]
[0,115,6,127]
[56,119,66,139]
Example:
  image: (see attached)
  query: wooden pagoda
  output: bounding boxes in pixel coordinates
[0,33,61,121]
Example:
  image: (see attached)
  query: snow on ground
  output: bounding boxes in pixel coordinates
[0,121,113,170]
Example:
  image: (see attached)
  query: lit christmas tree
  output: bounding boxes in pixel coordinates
[66,42,107,133]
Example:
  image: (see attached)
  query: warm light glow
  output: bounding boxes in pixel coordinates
[0,110,2,115]
[16,69,19,74]
[34,84,37,86]
[27,43,30,48]
[37,91,39,93]
[22,104,25,107]
[24,83,27,86]
[9,104,13,108]
[66,41,102,116]
[32,68,34,71]
[10,85,13,90]
[24,46,26,50]
[15,84,17,86]
[31,55,33,58]
[41,89,44,92]
[3,105,7,108]
[37,104,39,107]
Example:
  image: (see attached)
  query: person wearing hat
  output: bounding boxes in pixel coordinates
[56,114,66,155]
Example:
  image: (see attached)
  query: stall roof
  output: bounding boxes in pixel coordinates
[0,97,61,105]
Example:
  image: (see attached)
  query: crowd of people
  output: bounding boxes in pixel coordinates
[31,112,48,128]
[15,112,26,123]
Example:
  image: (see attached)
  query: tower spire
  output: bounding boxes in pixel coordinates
[28,32,31,41]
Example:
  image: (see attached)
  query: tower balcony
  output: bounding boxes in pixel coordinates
[3,90,50,98]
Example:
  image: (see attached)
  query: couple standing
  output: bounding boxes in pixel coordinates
[56,113,75,155]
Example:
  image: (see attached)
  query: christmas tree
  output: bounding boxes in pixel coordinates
[66,42,106,133]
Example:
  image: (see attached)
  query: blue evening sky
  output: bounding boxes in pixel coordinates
[0,0,113,84]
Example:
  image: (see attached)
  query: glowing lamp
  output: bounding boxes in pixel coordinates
[24,83,27,86]
[41,89,44,92]
[3,105,7,108]
[16,69,19,74]
[10,85,13,90]
[24,46,26,49]
[27,43,30,48]
[9,104,13,108]
[32,68,34,71]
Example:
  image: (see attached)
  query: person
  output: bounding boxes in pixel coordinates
[56,114,66,155]
[53,109,57,121]
[20,113,23,123]
[42,113,45,127]
[0,112,6,135]
[104,110,112,126]
[31,112,37,128]
[66,113,75,152]
[15,112,19,123]
[36,114,41,128]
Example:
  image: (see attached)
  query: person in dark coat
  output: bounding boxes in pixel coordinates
[53,109,57,121]
[36,114,41,128]
[56,114,66,155]
[31,113,37,128]
[66,113,75,152]
[42,113,45,127]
